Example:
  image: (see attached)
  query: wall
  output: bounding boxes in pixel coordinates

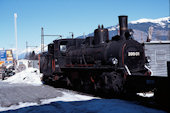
[145,41,170,76]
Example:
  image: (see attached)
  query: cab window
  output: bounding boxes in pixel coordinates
[60,45,66,52]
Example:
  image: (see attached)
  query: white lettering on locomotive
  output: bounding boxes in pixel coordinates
[128,52,140,56]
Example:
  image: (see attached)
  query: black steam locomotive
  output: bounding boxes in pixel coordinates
[39,16,151,96]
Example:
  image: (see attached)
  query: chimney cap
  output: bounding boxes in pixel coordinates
[119,15,128,17]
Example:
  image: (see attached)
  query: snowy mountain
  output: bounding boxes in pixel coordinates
[13,45,47,59]
[78,17,170,42]
[130,17,169,26]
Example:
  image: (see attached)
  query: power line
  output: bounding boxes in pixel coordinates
[41,27,63,52]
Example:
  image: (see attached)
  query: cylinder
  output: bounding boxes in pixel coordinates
[119,15,128,39]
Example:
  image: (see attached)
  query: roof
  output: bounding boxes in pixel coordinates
[144,40,170,45]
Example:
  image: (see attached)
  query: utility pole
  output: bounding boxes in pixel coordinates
[26,41,38,51]
[83,32,85,39]
[14,13,18,64]
[41,27,44,52]
[26,41,28,53]
[26,41,28,58]
[25,41,38,59]
[41,27,62,52]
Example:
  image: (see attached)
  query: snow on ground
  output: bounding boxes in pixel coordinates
[1,67,96,111]
[0,68,166,112]
[0,89,98,112]
[0,102,38,112]
[41,92,98,104]
[1,98,166,113]
[4,67,43,86]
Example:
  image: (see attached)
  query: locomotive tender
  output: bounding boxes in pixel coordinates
[39,16,151,96]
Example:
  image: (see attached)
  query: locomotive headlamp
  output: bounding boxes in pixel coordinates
[112,58,118,65]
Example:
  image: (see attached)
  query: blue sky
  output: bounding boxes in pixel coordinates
[0,0,169,50]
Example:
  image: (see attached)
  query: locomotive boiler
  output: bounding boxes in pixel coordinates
[39,16,151,97]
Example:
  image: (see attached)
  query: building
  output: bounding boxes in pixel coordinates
[144,41,170,76]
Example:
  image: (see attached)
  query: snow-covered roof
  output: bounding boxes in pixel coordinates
[145,40,170,44]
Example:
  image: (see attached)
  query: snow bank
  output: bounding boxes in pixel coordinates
[0,94,166,113]
[4,68,43,86]
[0,90,98,112]
[41,92,98,105]
[0,102,38,112]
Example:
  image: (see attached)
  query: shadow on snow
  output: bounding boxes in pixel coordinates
[1,99,166,113]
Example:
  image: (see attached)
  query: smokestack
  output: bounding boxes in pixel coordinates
[119,15,128,40]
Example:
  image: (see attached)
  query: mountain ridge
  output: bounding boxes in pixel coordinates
[78,16,170,42]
